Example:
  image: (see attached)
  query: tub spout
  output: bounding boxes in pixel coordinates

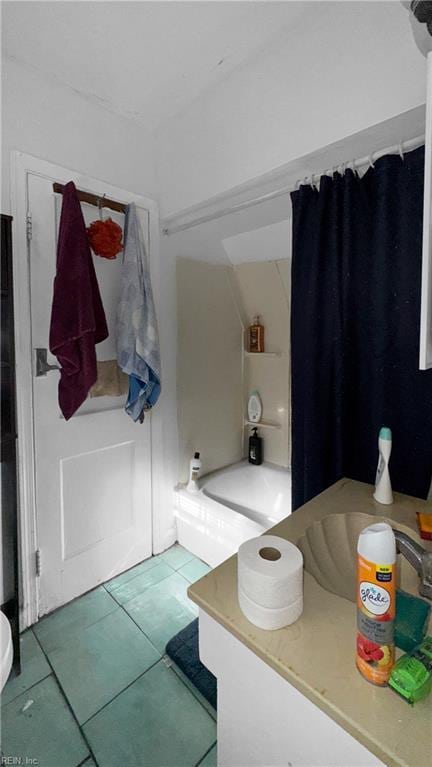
[394,530,432,601]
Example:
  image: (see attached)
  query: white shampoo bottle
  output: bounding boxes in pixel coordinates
[373,427,393,505]
[187,452,202,494]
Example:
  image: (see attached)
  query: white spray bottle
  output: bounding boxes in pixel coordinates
[187,452,202,494]
[373,427,393,505]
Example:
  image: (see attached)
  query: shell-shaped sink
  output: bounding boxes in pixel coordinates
[297,512,421,602]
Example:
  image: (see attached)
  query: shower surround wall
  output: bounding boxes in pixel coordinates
[233,260,290,468]
[176,258,243,484]
[176,256,291,483]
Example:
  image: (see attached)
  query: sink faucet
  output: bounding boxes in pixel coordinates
[394,530,432,601]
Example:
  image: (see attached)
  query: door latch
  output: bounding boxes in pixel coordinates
[35,348,60,377]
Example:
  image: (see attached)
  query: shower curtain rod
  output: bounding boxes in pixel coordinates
[162,134,425,236]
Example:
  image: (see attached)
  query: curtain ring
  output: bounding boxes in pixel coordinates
[398,141,404,161]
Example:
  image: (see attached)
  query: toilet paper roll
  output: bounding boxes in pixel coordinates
[238,535,303,609]
[238,586,303,630]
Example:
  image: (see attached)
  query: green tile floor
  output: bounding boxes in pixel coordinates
[1,545,216,767]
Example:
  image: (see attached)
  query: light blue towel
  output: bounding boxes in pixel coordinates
[117,203,161,422]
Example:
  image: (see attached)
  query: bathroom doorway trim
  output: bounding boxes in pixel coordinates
[11,152,166,629]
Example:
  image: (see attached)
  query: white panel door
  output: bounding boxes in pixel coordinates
[28,171,153,616]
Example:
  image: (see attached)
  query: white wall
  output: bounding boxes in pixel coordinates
[156,1,426,216]
[1,58,158,213]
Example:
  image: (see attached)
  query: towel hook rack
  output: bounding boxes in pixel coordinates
[53,183,126,214]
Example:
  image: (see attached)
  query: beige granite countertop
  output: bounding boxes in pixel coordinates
[188,479,432,767]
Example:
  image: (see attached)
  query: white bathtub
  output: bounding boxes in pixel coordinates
[174,461,291,568]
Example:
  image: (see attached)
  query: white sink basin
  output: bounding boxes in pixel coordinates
[297,512,422,602]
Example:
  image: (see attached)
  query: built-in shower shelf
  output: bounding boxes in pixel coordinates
[244,351,281,358]
[244,419,281,430]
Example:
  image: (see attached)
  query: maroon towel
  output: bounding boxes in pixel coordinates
[49,181,108,420]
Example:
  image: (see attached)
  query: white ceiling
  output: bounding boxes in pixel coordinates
[2,1,312,132]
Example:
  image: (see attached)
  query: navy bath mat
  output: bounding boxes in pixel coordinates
[165,619,217,710]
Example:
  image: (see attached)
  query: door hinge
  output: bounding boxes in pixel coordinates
[35,549,41,577]
[26,212,32,242]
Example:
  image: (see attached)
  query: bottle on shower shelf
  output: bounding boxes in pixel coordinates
[247,390,262,424]
[248,315,265,353]
[248,427,263,466]
[187,452,202,494]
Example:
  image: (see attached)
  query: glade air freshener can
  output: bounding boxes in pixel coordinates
[356,522,396,685]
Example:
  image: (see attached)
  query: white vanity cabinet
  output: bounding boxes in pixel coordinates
[188,480,431,767]
[199,611,385,767]
[420,51,432,369]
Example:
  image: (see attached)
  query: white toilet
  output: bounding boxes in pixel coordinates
[0,611,13,691]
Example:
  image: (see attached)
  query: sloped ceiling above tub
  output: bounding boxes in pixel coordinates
[222,220,291,265]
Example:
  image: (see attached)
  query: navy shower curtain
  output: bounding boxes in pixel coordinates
[290,146,432,510]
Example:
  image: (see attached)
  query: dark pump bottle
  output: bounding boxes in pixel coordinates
[248,427,263,465]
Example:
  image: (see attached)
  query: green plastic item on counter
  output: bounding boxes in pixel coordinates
[389,636,432,704]
[394,589,431,653]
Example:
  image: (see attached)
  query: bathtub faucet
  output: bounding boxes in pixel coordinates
[394,530,432,601]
